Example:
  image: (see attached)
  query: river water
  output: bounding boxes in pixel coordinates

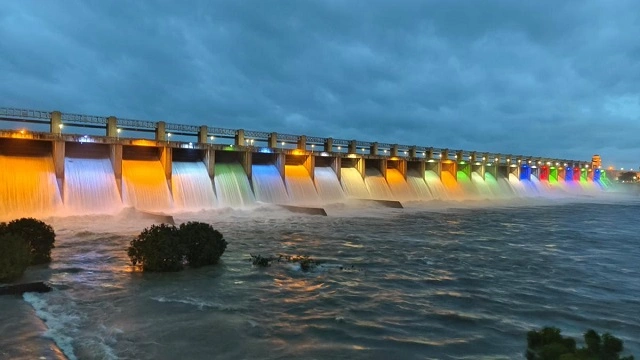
[2,196,639,359]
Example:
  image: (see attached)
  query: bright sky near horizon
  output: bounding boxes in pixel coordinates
[1,1,638,168]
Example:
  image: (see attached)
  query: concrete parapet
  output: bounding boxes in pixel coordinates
[268,132,278,148]
[235,129,245,146]
[107,116,118,137]
[348,140,357,154]
[370,142,378,156]
[198,125,208,144]
[156,121,166,141]
[324,138,333,152]
[297,135,307,150]
[409,146,416,158]
[50,111,62,135]
[390,144,398,157]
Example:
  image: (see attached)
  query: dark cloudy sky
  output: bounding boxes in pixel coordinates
[1,1,639,168]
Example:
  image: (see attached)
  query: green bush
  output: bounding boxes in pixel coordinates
[179,222,227,268]
[0,232,32,283]
[527,327,635,360]
[127,222,227,272]
[127,224,183,272]
[6,218,56,265]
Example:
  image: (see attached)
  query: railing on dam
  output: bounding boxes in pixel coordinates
[0,106,586,166]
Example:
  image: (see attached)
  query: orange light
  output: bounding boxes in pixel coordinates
[131,139,157,147]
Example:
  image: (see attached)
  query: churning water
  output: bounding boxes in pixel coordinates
[2,197,639,360]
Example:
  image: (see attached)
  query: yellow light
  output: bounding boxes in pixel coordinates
[117,128,121,133]
[59,124,63,129]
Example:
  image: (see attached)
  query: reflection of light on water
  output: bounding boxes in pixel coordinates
[383,335,479,346]
[274,278,326,293]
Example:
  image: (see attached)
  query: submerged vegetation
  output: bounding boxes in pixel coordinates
[526,327,635,360]
[250,254,320,271]
[127,222,227,272]
[0,218,56,282]
[249,253,361,273]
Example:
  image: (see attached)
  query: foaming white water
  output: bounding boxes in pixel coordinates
[252,164,289,204]
[441,171,464,200]
[386,168,415,201]
[313,167,345,203]
[0,155,62,220]
[406,170,433,200]
[424,170,448,200]
[457,172,479,200]
[496,175,517,198]
[340,167,370,199]
[64,158,122,215]
[532,177,558,198]
[23,293,79,360]
[364,168,393,200]
[471,173,495,200]
[122,160,173,212]
[577,180,601,195]
[521,178,541,197]
[509,174,534,198]
[285,165,320,205]
[214,162,255,208]
[171,161,217,211]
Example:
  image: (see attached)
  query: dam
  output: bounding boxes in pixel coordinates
[0,107,611,218]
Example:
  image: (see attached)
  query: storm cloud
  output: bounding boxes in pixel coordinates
[1,0,639,167]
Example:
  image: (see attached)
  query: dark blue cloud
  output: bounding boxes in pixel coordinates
[0,0,638,168]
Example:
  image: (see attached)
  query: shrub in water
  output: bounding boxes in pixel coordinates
[127,222,226,272]
[127,224,184,272]
[178,222,227,268]
[527,327,634,360]
[0,231,32,283]
[6,218,56,265]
